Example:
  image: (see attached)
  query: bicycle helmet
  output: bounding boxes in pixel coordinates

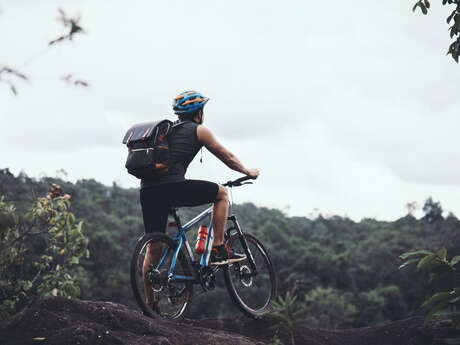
[173,90,209,116]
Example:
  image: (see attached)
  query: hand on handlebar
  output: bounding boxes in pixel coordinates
[246,168,259,179]
[223,172,259,187]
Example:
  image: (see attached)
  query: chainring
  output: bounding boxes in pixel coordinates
[199,266,216,291]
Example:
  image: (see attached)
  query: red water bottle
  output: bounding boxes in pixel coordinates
[195,225,208,254]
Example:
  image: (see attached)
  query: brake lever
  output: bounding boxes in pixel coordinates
[241,182,253,185]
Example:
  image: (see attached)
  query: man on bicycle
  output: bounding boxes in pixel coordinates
[140,90,259,271]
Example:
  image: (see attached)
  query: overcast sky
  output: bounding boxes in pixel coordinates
[1,0,459,221]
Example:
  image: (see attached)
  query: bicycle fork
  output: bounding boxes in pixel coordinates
[226,215,258,276]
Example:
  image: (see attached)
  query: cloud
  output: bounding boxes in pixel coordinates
[1,0,460,220]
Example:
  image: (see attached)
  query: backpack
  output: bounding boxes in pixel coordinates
[122,119,181,179]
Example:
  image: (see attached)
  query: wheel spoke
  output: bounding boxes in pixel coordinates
[224,233,277,317]
[130,233,193,320]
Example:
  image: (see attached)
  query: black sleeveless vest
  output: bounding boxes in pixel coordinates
[141,120,202,189]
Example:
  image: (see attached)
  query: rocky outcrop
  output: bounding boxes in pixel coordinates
[1,297,459,345]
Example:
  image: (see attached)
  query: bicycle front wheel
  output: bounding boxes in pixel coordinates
[223,232,277,318]
[130,232,193,320]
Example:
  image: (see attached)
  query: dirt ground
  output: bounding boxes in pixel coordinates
[1,297,459,345]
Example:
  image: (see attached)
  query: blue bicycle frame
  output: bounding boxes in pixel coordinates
[156,205,214,283]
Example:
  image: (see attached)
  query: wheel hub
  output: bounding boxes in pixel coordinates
[239,265,253,287]
[147,265,169,292]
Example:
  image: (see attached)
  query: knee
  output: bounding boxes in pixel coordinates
[216,185,228,202]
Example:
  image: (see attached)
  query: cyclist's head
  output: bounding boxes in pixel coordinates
[173,91,209,122]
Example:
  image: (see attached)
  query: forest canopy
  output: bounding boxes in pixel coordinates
[1,168,459,327]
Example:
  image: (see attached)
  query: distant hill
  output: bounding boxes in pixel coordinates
[1,168,459,327]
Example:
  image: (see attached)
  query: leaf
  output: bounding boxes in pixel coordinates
[67,213,75,225]
[399,258,420,269]
[69,256,79,265]
[447,10,456,24]
[23,281,33,291]
[451,288,460,300]
[417,253,436,271]
[451,256,460,267]
[412,2,420,13]
[437,248,447,261]
[424,300,450,325]
[32,338,46,341]
[421,292,452,309]
[399,250,432,260]
[420,3,427,15]
[424,0,430,9]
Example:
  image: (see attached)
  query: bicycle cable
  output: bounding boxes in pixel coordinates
[229,185,234,216]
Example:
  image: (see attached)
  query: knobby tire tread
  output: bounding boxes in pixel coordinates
[130,232,193,320]
[223,232,278,318]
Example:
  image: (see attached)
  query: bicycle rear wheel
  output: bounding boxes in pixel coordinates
[223,232,277,318]
[130,232,194,320]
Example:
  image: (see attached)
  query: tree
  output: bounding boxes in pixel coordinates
[267,293,306,345]
[399,248,460,344]
[0,184,89,320]
[303,287,356,329]
[0,8,87,95]
[411,0,460,62]
[422,197,443,223]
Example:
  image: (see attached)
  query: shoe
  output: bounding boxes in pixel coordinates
[210,244,246,266]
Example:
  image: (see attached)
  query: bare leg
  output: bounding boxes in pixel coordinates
[142,242,164,306]
[212,185,228,246]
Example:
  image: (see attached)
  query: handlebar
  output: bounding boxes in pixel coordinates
[222,175,257,187]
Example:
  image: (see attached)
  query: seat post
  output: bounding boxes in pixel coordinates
[169,208,182,228]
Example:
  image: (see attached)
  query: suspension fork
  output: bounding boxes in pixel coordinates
[226,215,258,275]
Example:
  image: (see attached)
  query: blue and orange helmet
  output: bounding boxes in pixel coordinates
[173,90,209,116]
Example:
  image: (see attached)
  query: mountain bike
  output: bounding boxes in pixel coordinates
[130,176,277,320]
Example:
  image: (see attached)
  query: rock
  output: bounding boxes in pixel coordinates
[1,297,459,345]
[0,297,264,345]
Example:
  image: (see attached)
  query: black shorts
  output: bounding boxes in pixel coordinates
[140,179,219,233]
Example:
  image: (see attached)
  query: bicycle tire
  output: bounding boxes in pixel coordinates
[223,232,277,318]
[130,232,193,320]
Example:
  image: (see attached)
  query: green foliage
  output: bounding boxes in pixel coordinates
[0,184,89,320]
[303,287,356,329]
[266,293,306,345]
[399,247,460,345]
[411,0,460,62]
[2,168,460,328]
[267,332,285,345]
[0,196,26,320]
[422,197,443,223]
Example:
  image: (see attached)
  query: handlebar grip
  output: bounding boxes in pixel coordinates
[223,175,257,187]
[234,175,256,184]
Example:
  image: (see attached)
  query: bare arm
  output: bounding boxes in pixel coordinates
[197,125,259,177]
